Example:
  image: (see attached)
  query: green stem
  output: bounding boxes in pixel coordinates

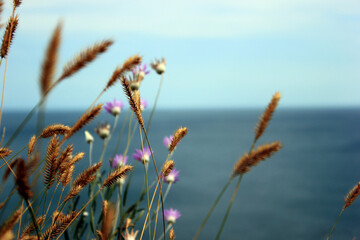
[24,197,42,239]
[89,142,93,166]
[157,223,172,240]
[139,126,152,240]
[215,175,243,240]
[326,208,345,240]
[163,183,172,202]
[146,73,164,133]
[113,109,130,156]
[193,177,233,240]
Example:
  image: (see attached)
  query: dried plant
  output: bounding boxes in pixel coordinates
[57,40,113,82]
[43,135,60,188]
[40,124,71,138]
[0,206,23,238]
[27,135,36,159]
[20,216,45,238]
[0,15,18,58]
[169,228,176,240]
[254,92,281,142]
[121,77,144,128]
[0,147,12,158]
[162,160,175,177]
[64,104,103,140]
[2,157,18,182]
[13,0,22,8]
[344,182,360,209]
[233,141,282,176]
[43,211,78,240]
[15,159,33,199]
[73,161,102,187]
[99,201,116,240]
[102,165,133,188]
[169,127,188,153]
[105,54,142,90]
[40,22,61,96]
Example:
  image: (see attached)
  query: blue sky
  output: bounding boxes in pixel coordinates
[2,0,360,110]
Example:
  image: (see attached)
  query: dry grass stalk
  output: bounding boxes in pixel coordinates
[16,159,33,199]
[27,135,36,159]
[254,92,281,142]
[43,210,78,240]
[52,211,65,223]
[0,201,4,210]
[67,152,84,166]
[169,228,175,240]
[0,206,23,238]
[60,164,74,187]
[40,22,61,96]
[233,141,282,175]
[96,230,104,240]
[64,185,83,202]
[19,235,38,240]
[64,104,103,140]
[105,54,142,90]
[73,161,102,187]
[40,124,71,138]
[0,15,18,58]
[100,201,116,240]
[162,160,174,177]
[121,77,144,128]
[43,135,60,188]
[0,147,12,158]
[57,40,113,82]
[2,157,18,182]
[56,145,73,175]
[344,182,360,209]
[102,165,133,188]
[169,127,188,153]
[13,0,22,8]
[20,216,45,238]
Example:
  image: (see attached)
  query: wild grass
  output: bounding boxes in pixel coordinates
[0,2,358,240]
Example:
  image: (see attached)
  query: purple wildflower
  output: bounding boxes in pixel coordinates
[163,168,180,184]
[132,147,152,165]
[164,208,181,224]
[133,64,150,81]
[110,154,128,169]
[104,98,125,116]
[163,135,174,149]
[140,98,148,111]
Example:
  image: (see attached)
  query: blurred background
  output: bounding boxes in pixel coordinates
[0,0,359,239]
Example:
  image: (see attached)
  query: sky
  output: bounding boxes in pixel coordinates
[2,0,360,110]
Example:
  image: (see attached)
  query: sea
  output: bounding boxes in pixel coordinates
[0,108,360,240]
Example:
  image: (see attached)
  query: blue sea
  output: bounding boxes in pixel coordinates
[1,108,360,239]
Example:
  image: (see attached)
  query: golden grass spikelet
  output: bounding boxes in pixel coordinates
[121,77,144,128]
[254,92,281,142]
[68,152,84,166]
[162,160,175,177]
[56,145,73,179]
[40,22,61,96]
[43,211,78,240]
[0,147,12,158]
[40,124,71,138]
[57,40,113,82]
[1,15,18,58]
[2,157,18,182]
[27,135,36,159]
[169,127,188,153]
[233,141,282,176]
[13,0,22,8]
[100,201,116,240]
[344,182,360,209]
[52,211,65,223]
[60,164,74,187]
[64,185,83,202]
[20,216,45,238]
[102,165,133,188]
[43,135,60,188]
[169,228,176,240]
[16,159,33,199]
[65,104,103,140]
[73,161,102,187]
[0,206,23,238]
[19,235,38,240]
[105,54,142,90]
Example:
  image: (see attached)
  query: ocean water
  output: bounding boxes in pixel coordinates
[1,108,360,239]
